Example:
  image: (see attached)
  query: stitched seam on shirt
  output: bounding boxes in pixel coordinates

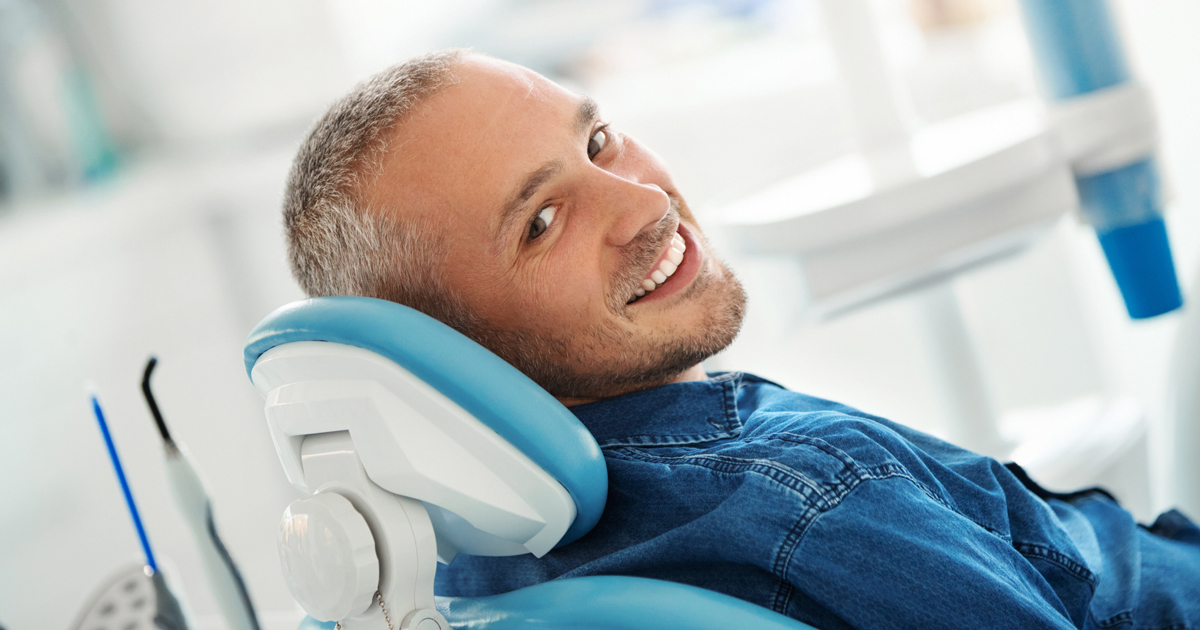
[771,570,800,615]
[607,447,837,508]
[1089,611,1193,630]
[738,432,995,536]
[1090,610,1133,629]
[858,462,991,534]
[1011,541,1098,586]
[772,472,1024,612]
[597,432,737,448]
[609,434,984,532]
[772,505,822,613]
[718,374,743,434]
[613,430,1016,552]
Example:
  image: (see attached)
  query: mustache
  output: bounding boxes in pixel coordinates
[609,195,681,312]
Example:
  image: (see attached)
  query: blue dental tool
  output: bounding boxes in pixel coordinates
[88,386,189,630]
[90,388,158,573]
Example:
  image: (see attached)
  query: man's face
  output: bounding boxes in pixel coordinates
[367,56,745,401]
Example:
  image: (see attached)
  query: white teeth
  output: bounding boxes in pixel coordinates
[630,229,689,303]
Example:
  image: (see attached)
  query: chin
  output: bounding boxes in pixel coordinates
[536,258,747,400]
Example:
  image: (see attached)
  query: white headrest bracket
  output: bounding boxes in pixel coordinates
[253,341,577,560]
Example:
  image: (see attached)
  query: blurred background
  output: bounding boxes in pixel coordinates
[2,0,1197,628]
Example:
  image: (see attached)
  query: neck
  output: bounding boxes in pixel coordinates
[556,364,708,408]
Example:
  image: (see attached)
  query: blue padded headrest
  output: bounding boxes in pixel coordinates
[244,296,608,546]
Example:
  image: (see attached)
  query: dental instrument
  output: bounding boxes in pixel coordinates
[87,385,189,630]
[142,358,262,630]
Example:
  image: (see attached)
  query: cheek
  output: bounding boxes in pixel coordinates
[527,241,609,317]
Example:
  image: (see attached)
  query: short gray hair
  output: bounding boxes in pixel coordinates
[283,49,472,328]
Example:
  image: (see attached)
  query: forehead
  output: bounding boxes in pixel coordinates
[371,56,582,225]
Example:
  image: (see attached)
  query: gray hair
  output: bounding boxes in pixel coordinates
[282,49,473,328]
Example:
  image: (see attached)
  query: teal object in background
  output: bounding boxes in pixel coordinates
[1018,0,1183,319]
[63,67,120,183]
[1019,0,1128,98]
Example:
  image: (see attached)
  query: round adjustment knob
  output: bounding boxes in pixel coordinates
[278,491,380,622]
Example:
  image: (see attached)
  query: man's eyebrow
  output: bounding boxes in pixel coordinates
[494,98,602,243]
[496,160,562,243]
[576,96,599,135]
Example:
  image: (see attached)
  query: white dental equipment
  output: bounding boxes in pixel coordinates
[721,0,1179,321]
[142,358,262,630]
[715,0,1178,487]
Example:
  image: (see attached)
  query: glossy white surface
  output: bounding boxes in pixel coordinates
[1050,81,1158,177]
[165,451,261,630]
[278,491,379,621]
[252,341,577,560]
[294,432,447,630]
[719,101,1077,313]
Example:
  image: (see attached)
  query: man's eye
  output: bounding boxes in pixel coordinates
[528,205,556,240]
[587,128,607,161]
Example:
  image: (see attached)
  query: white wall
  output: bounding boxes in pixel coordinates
[0,148,307,629]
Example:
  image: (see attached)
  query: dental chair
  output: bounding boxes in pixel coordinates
[244,297,815,630]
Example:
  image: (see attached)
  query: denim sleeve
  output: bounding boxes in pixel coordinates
[784,476,1078,630]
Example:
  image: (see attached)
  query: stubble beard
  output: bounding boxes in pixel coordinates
[468,199,748,401]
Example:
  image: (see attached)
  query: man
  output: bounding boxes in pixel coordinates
[282,50,1200,629]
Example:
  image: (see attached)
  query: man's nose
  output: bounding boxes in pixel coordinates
[598,178,671,248]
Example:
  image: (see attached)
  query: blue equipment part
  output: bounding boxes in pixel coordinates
[1079,159,1183,318]
[297,577,815,630]
[90,390,159,573]
[1018,0,1182,319]
[245,297,607,548]
[89,390,190,630]
[1018,0,1129,98]
[435,576,815,630]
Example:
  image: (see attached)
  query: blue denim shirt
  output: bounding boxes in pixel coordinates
[435,373,1200,629]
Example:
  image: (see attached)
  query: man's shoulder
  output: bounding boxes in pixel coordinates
[733,374,930,464]
[594,373,932,503]
[572,370,975,503]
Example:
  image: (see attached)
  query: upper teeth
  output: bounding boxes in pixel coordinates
[632,232,686,301]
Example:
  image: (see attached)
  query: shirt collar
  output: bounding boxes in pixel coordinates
[568,372,746,448]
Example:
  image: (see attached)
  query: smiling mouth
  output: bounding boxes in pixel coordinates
[626,228,687,305]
